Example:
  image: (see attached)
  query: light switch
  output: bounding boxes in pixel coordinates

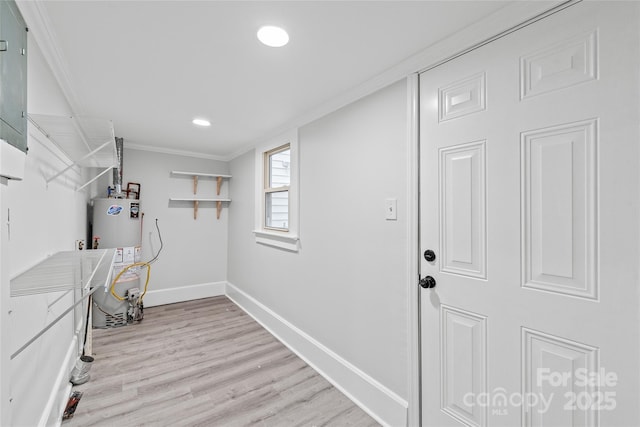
[385,198,397,220]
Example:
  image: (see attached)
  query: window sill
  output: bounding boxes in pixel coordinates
[253,230,299,252]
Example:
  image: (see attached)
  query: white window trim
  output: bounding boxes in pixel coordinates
[253,128,299,251]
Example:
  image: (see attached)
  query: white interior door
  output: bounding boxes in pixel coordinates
[419,2,640,426]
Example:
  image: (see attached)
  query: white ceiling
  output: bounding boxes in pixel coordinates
[21,1,523,159]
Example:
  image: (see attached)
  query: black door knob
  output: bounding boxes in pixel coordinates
[420,276,436,289]
[424,249,436,262]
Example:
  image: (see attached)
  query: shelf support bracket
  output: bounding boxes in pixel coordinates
[45,139,113,184]
[76,165,115,192]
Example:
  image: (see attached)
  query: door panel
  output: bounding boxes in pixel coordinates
[522,328,599,427]
[440,141,486,279]
[521,119,597,299]
[441,305,487,426]
[419,3,639,426]
[519,30,597,100]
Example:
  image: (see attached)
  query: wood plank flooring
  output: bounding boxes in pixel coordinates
[64,296,379,427]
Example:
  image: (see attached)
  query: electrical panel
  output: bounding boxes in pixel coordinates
[0,0,27,153]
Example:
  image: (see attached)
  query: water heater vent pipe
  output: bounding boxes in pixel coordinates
[113,136,124,195]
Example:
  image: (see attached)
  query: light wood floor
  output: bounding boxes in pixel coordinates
[65,296,379,427]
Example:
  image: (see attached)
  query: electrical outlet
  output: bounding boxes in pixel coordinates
[75,240,85,251]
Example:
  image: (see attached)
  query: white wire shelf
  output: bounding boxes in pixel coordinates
[10,249,116,360]
[28,114,117,191]
[10,249,116,297]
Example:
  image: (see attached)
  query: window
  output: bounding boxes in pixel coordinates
[264,145,290,231]
[254,129,299,251]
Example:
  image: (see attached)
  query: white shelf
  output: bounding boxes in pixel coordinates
[171,170,231,179]
[169,198,231,202]
[169,171,231,219]
[11,249,115,297]
[10,249,116,359]
[28,114,117,191]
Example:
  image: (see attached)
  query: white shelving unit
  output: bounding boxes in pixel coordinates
[169,171,231,219]
[10,249,116,359]
[28,114,117,191]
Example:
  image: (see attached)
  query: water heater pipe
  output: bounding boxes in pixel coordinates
[112,136,124,195]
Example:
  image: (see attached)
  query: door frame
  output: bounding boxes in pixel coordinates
[406,2,582,425]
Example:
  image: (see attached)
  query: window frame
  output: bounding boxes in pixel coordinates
[263,143,290,232]
[253,129,299,251]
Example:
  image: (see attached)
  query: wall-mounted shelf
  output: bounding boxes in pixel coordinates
[28,114,117,191]
[169,171,231,219]
[169,198,232,202]
[171,171,232,179]
[10,249,116,359]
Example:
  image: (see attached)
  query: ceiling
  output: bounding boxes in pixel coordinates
[20,1,524,160]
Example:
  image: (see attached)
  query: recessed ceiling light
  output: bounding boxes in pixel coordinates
[192,118,211,127]
[257,26,289,47]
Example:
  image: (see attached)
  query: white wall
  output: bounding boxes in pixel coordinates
[5,35,231,426]
[227,79,410,425]
[5,35,88,426]
[9,43,410,427]
[117,148,229,306]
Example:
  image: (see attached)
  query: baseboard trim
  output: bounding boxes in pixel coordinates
[143,281,226,307]
[41,336,76,427]
[225,282,408,427]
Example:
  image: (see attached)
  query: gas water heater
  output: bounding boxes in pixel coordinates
[91,198,144,328]
[92,198,141,248]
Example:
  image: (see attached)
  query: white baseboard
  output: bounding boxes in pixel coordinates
[41,336,77,427]
[225,282,408,427]
[143,281,226,307]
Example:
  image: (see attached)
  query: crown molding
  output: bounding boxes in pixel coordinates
[229,0,569,161]
[224,144,257,162]
[18,0,569,163]
[125,142,229,162]
[17,1,85,114]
